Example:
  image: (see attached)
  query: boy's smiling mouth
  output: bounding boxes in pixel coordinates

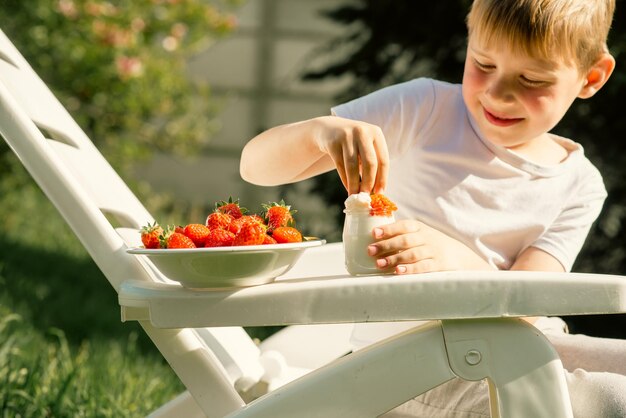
[483,107,524,127]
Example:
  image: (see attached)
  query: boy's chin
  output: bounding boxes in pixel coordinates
[480,130,528,150]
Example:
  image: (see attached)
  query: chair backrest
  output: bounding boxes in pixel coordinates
[0,28,259,416]
[0,29,156,292]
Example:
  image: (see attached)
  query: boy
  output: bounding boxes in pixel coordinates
[241,0,626,415]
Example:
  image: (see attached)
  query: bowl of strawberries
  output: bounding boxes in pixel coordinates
[127,198,325,289]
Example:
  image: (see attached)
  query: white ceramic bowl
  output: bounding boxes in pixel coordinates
[127,239,326,289]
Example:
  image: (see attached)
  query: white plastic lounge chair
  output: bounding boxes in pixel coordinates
[1,27,626,418]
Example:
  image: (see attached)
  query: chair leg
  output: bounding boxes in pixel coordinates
[227,321,456,418]
[148,390,206,418]
[141,322,244,418]
[441,318,573,418]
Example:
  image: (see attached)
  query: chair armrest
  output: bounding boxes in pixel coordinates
[119,270,626,329]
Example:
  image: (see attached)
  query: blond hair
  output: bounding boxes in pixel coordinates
[466,0,615,71]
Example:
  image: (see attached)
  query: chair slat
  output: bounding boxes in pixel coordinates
[47,140,151,229]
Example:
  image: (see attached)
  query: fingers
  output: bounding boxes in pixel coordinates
[356,138,377,194]
[356,125,389,194]
[396,259,438,274]
[343,141,361,195]
[372,135,389,193]
[371,245,440,275]
[369,235,432,269]
[328,144,350,193]
[325,120,389,195]
[372,220,423,242]
[367,220,442,274]
[370,232,422,256]
[374,246,431,266]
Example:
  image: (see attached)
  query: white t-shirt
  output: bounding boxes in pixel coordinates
[332,78,606,272]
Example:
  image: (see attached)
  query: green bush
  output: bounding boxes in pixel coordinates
[0,0,243,229]
[0,0,240,172]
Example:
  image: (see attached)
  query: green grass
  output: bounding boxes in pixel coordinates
[0,168,184,417]
[0,310,183,417]
[0,256,185,417]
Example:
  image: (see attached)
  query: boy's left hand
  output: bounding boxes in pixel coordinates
[367,220,493,274]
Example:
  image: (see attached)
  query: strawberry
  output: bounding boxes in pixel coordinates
[272,226,303,243]
[369,193,398,217]
[262,234,277,245]
[205,228,235,247]
[140,222,163,249]
[263,200,295,231]
[229,215,264,235]
[233,221,266,246]
[206,211,233,231]
[249,214,266,225]
[215,197,247,219]
[161,230,196,249]
[174,225,185,234]
[183,223,210,247]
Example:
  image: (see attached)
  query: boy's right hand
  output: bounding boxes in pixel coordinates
[314,116,390,195]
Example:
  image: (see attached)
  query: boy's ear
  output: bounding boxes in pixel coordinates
[578,52,616,99]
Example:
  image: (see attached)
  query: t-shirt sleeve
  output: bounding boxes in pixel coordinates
[531,164,607,271]
[330,78,436,159]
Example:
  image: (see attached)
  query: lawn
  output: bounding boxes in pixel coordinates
[0,169,184,417]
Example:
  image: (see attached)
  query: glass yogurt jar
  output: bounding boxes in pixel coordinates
[343,192,396,275]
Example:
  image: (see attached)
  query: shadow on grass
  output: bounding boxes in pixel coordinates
[0,236,155,351]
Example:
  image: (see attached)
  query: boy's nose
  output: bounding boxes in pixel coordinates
[486,76,515,102]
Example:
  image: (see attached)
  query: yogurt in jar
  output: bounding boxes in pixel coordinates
[343,192,396,275]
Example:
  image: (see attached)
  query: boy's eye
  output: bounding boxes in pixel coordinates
[473,59,494,71]
[520,75,548,87]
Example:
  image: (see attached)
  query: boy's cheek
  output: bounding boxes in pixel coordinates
[463,62,490,88]
[463,72,484,92]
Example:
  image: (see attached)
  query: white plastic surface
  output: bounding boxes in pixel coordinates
[119,269,626,328]
[226,321,457,418]
[442,319,573,417]
[259,323,354,370]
